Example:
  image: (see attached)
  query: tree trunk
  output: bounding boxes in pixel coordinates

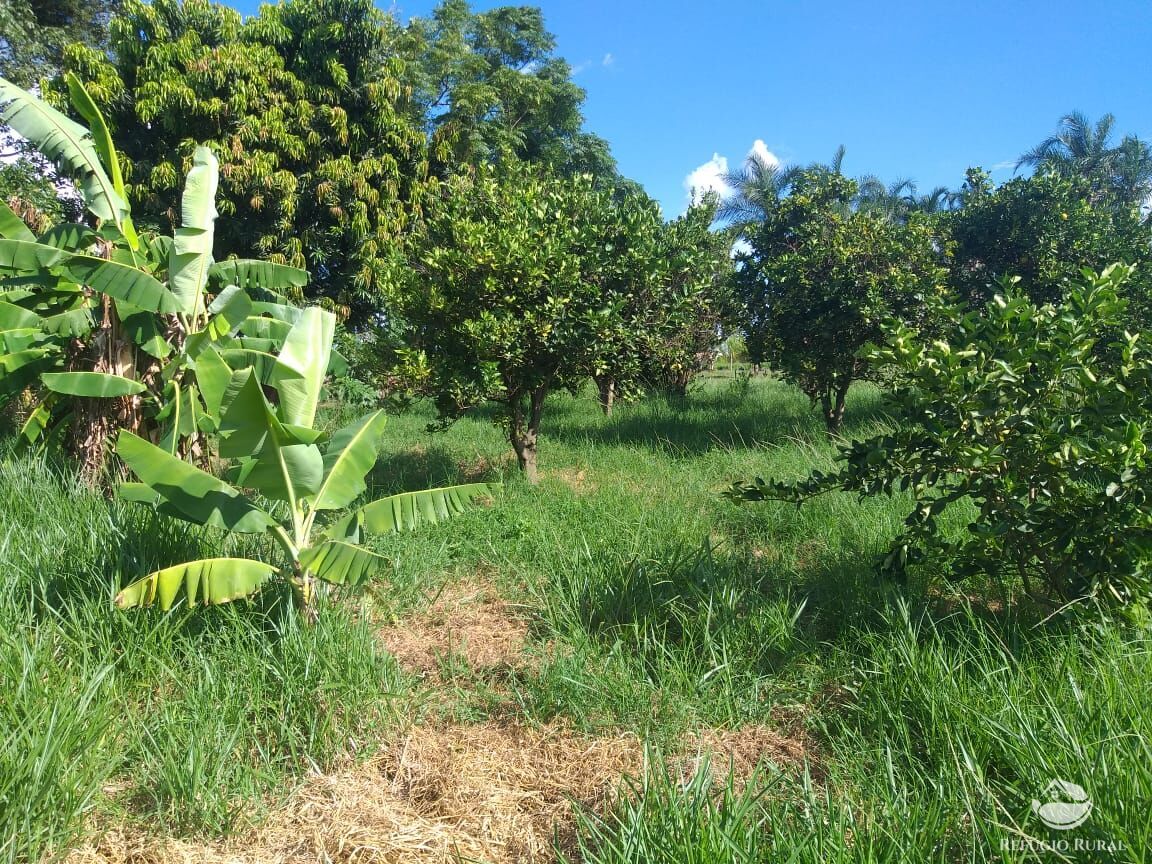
[509,386,548,484]
[821,382,850,433]
[595,375,615,416]
[69,293,142,486]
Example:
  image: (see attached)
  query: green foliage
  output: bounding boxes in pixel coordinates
[0,77,313,475]
[607,196,735,400]
[402,0,618,181]
[945,170,1152,326]
[731,265,1152,606]
[0,157,77,228]
[390,164,619,480]
[391,163,727,478]
[55,0,431,318]
[564,757,774,864]
[733,168,946,431]
[115,305,496,613]
[0,0,117,86]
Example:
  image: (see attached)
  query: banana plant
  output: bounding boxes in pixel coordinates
[114,306,497,613]
[0,76,316,467]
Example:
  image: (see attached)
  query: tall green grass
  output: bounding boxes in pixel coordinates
[3,376,1150,862]
[0,452,409,862]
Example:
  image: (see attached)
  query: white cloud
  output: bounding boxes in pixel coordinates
[602,53,614,66]
[683,139,783,209]
[747,139,779,169]
[684,153,730,205]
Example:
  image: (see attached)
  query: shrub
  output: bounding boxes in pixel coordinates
[730,264,1152,607]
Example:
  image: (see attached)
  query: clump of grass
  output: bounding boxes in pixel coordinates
[0,454,410,857]
[563,754,778,864]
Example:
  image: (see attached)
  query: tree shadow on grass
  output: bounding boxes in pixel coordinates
[542,533,1051,694]
[365,442,511,497]
[546,383,893,457]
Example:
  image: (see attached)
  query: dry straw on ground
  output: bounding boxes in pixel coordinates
[65,722,644,864]
[65,581,811,863]
[64,719,809,864]
[377,581,531,682]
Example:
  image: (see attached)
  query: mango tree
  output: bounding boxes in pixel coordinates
[116,305,496,616]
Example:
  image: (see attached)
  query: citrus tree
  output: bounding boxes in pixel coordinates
[733,168,946,432]
[731,265,1152,607]
[390,163,626,482]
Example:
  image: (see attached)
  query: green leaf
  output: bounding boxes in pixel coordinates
[169,146,219,318]
[217,368,285,458]
[36,223,98,251]
[217,348,295,391]
[116,430,278,534]
[205,284,252,340]
[0,201,35,242]
[272,306,334,428]
[218,369,323,502]
[0,328,38,354]
[313,410,387,510]
[238,442,324,502]
[17,394,54,444]
[63,255,179,313]
[0,299,40,330]
[41,371,145,398]
[0,238,69,271]
[117,301,172,358]
[115,558,277,610]
[299,541,386,587]
[239,314,294,343]
[335,483,497,539]
[0,347,52,377]
[194,343,232,419]
[0,76,129,226]
[210,259,309,295]
[64,73,138,247]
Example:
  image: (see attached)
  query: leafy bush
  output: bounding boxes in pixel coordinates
[731,264,1152,607]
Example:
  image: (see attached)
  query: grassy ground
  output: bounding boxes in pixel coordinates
[2,375,1150,862]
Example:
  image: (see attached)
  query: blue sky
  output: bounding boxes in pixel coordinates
[252,0,1152,216]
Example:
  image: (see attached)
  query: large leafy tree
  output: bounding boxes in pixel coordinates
[733,168,946,432]
[1017,111,1152,209]
[401,0,617,180]
[391,163,655,481]
[0,0,118,86]
[53,0,431,320]
[944,170,1152,328]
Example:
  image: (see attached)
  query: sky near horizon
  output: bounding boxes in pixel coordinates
[235,0,1152,217]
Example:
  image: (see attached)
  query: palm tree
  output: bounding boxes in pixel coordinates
[720,145,846,233]
[1017,111,1152,207]
[718,151,802,230]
